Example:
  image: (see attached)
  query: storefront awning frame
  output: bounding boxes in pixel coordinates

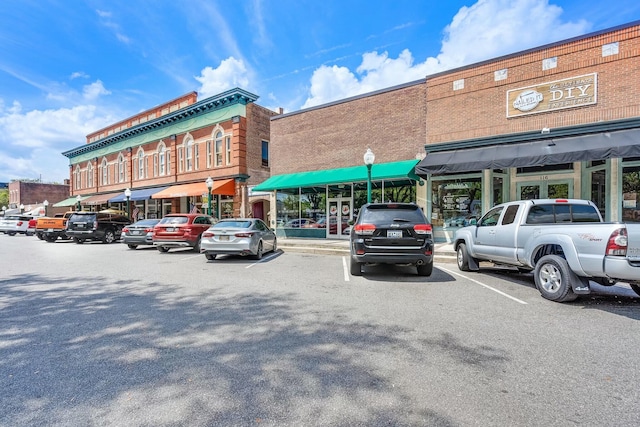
[151,179,236,199]
[109,187,170,202]
[253,160,421,192]
[53,195,88,207]
[416,127,640,176]
[81,192,123,206]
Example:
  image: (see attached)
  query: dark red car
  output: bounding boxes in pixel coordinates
[152,213,216,253]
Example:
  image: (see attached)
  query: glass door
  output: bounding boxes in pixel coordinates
[517,179,573,200]
[327,197,352,239]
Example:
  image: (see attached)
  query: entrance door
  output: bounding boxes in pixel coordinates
[517,179,573,200]
[327,197,352,239]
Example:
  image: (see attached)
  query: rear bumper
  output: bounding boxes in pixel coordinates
[351,240,434,265]
[153,240,195,248]
[603,256,640,284]
[201,241,254,256]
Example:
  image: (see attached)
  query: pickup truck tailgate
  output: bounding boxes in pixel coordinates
[626,224,640,261]
[604,224,640,283]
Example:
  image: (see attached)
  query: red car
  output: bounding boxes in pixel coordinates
[152,213,216,253]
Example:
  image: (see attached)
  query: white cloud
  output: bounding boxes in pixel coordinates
[195,57,252,98]
[0,104,114,182]
[70,71,89,80]
[82,80,111,100]
[302,0,591,108]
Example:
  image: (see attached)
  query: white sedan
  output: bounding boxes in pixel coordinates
[200,218,277,261]
[0,215,36,236]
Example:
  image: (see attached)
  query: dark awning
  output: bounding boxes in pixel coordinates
[81,192,122,206]
[416,128,640,176]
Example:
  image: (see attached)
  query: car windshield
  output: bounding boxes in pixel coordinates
[159,216,189,225]
[134,219,159,226]
[213,220,252,228]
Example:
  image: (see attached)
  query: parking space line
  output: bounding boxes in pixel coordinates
[438,266,528,305]
[342,256,350,281]
[246,252,279,269]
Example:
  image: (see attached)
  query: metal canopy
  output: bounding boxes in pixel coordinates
[415,128,640,176]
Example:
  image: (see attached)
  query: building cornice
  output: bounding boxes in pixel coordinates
[63,88,258,159]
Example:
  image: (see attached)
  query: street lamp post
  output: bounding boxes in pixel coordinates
[2,206,6,217]
[43,200,49,217]
[124,188,132,220]
[76,195,82,211]
[364,148,375,204]
[205,177,213,216]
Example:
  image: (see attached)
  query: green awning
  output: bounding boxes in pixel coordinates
[253,159,421,191]
[53,195,88,207]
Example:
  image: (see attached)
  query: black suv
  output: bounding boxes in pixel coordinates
[65,212,131,244]
[349,203,434,276]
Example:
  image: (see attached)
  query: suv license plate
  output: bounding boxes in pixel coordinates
[387,230,402,238]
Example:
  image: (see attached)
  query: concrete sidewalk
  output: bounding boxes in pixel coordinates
[277,237,457,263]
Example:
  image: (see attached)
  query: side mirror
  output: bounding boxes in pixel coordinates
[468,217,477,226]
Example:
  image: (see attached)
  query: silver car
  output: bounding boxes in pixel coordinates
[121,218,160,249]
[200,218,277,260]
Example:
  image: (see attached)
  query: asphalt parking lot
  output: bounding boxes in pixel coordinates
[1,234,639,426]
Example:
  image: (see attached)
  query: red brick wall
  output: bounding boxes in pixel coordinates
[426,24,640,144]
[270,82,426,175]
[245,103,277,185]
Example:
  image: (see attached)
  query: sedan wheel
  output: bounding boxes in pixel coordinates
[205,254,217,261]
[157,246,169,253]
[253,241,263,260]
[127,244,138,250]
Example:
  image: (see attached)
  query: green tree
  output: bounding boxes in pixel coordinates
[0,189,8,209]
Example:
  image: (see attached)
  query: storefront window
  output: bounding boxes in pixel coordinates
[622,165,640,222]
[220,196,234,219]
[431,177,482,228]
[276,191,299,227]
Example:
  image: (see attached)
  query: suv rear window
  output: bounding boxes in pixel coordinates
[69,213,97,222]
[158,216,189,225]
[359,205,426,223]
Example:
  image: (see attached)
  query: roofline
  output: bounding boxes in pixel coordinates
[424,117,640,152]
[63,88,258,158]
[426,20,640,81]
[271,79,424,120]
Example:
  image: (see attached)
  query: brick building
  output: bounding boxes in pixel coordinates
[61,89,276,221]
[257,20,640,241]
[6,180,70,216]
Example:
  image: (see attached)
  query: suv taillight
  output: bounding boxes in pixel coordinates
[122,227,129,233]
[414,224,432,234]
[93,220,98,230]
[605,228,627,256]
[354,224,376,235]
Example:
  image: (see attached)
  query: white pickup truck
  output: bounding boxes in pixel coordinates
[453,199,640,302]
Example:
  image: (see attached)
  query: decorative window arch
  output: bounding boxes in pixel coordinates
[74,165,82,190]
[101,158,108,185]
[118,153,125,183]
[86,162,94,188]
[137,148,145,180]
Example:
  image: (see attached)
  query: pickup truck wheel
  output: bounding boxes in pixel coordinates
[630,284,640,297]
[45,235,57,243]
[36,232,44,240]
[350,258,362,276]
[103,229,116,244]
[417,261,433,277]
[457,243,471,271]
[534,255,579,302]
[74,238,84,244]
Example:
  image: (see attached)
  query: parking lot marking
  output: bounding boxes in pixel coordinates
[246,252,279,269]
[438,266,528,305]
[341,257,350,281]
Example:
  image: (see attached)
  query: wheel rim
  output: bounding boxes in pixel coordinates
[457,248,464,267]
[539,263,561,294]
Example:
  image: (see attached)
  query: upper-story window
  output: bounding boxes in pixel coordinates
[158,143,166,176]
[262,140,269,167]
[74,165,82,190]
[118,153,125,183]
[215,131,223,167]
[207,139,213,168]
[186,139,194,171]
[101,158,108,185]
[225,135,231,164]
[87,162,93,188]
[137,149,145,179]
[178,146,184,172]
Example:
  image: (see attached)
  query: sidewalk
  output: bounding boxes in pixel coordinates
[277,237,457,263]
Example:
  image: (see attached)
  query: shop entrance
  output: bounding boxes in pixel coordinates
[517,179,573,200]
[327,197,352,239]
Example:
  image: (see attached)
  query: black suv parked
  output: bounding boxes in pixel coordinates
[349,203,434,276]
[65,211,131,244]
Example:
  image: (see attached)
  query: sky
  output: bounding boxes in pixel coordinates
[1,0,639,184]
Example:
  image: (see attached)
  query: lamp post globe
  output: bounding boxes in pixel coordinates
[20,204,25,213]
[205,177,214,216]
[124,188,132,220]
[363,148,375,204]
[43,200,49,217]
[75,195,82,211]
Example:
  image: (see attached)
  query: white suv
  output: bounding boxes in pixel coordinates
[0,215,36,236]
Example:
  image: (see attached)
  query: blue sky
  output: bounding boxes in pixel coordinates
[1,0,639,184]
